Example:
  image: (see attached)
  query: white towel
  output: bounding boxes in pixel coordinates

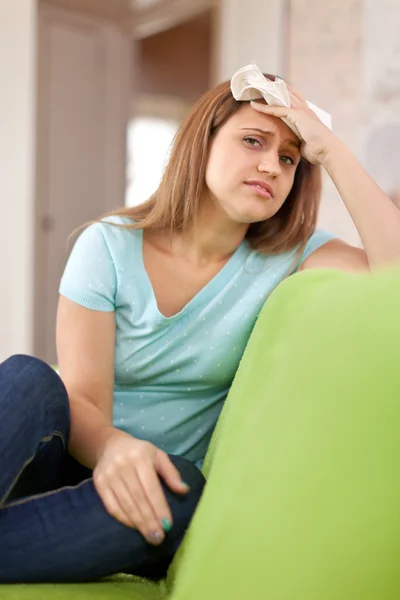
[230,62,332,140]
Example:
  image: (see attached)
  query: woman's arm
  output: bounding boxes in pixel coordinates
[56,295,188,540]
[56,295,118,469]
[298,238,369,272]
[320,139,400,268]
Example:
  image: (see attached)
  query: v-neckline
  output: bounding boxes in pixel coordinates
[137,228,249,324]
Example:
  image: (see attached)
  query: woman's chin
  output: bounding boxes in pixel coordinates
[234,198,277,223]
[235,207,273,224]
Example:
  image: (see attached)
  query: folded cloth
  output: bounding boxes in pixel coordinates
[230,62,332,139]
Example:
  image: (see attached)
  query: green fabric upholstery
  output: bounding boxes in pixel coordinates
[1,575,163,599]
[168,267,400,599]
[2,267,400,599]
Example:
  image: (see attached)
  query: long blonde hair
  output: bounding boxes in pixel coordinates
[81,75,321,255]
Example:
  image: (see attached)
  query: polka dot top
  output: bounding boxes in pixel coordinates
[59,216,335,463]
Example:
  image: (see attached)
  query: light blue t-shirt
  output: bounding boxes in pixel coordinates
[59,216,335,463]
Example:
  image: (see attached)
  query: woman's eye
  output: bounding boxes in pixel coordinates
[280,155,295,165]
[243,137,261,147]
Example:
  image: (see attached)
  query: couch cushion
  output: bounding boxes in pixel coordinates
[168,268,400,600]
[1,574,164,600]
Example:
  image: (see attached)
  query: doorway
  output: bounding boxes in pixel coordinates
[125,11,213,207]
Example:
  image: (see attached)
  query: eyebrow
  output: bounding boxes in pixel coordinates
[239,127,301,151]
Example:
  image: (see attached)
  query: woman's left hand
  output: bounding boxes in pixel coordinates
[250,83,339,166]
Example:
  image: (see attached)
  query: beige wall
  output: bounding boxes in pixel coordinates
[288,0,400,244]
[0,0,37,362]
[363,0,400,198]
[215,0,286,83]
[288,0,363,245]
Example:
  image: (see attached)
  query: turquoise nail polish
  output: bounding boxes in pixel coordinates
[161,518,172,532]
[181,481,190,489]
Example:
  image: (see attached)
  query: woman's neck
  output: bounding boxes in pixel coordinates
[147,207,248,267]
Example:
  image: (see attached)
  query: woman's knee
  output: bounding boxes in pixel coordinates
[3,354,56,379]
[1,354,69,412]
[168,455,206,495]
[165,455,206,533]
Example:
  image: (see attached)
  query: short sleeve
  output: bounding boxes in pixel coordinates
[298,229,337,267]
[59,223,117,311]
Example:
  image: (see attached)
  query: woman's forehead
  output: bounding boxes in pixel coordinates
[225,104,297,142]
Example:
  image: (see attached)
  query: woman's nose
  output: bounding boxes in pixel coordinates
[257,152,281,177]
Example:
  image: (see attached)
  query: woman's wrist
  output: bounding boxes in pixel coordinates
[94,425,124,463]
[319,137,349,173]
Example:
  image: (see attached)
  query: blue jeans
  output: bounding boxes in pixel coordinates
[0,355,206,583]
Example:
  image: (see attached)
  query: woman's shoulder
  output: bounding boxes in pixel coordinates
[300,229,337,263]
[101,215,136,227]
[69,215,142,267]
[60,215,142,309]
[81,215,141,246]
[98,214,138,234]
[243,229,337,274]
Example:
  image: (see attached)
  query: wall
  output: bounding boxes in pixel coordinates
[0,0,37,361]
[363,0,400,198]
[215,0,287,83]
[288,0,363,244]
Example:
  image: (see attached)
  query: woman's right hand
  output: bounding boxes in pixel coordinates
[93,430,190,545]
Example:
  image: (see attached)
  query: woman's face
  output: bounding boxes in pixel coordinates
[205,104,302,224]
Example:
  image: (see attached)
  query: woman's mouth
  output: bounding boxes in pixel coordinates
[244,180,274,199]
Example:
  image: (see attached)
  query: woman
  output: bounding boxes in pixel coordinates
[1,72,399,584]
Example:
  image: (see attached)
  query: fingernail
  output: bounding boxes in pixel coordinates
[161,518,172,532]
[146,531,164,546]
[181,481,190,490]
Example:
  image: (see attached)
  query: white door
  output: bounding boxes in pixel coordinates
[34,4,133,364]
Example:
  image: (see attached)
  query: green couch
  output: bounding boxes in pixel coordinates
[3,267,400,599]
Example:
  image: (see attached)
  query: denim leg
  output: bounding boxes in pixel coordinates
[0,455,205,583]
[0,355,70,505]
